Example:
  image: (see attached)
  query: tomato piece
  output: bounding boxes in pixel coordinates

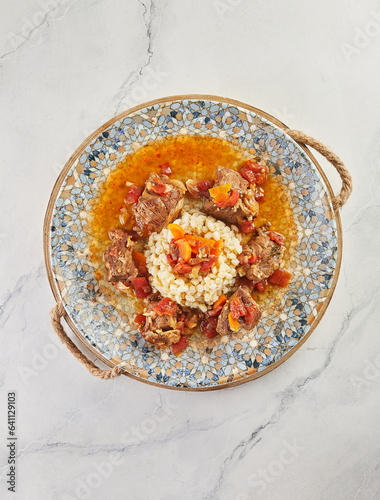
[239,161,268,185]
[199,255,217,272]
[228,312,240,332]
[240,220,256,233]
[255,187,265,202]
[153,297,177,316]
[175,239,192,262]
[125,185,143,204]
[168,223,185,240]
[230,297,247,321]
[166,253,176,266]
[134,313,146,328]
[200,315,218,338]
[244,304,261,325]
[131,277,151,298]
[220,188,239,208]
[170,335,189,355]
[173,262,193,274]
[151,177,168,195]
[197,180,213,195]
[268,269,292,287]
[132,251,147,274]
[256,280,267,293]
[268,231,285,246]
[160,163,172,175]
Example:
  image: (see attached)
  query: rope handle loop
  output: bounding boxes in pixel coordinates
[50,303,123,379]
[286,129,352,210]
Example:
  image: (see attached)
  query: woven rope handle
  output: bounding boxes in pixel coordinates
[50,303,123,379]
[287,130,352,210]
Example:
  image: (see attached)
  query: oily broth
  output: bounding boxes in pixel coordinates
[87,135,298,326]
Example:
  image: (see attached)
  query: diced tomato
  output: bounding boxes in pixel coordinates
[237,276,255,290]
[153,297,177,316]
[125,185,143,204]
[166,253,176,266]
[132,251,147,274]
[256,280,267,293]
[134,313,146,328]
[151,177,168,195]
[268,269,292,287]
[244,304,261,325]
[197,180,213,195]
[200,315,218,339]
[131,277,151,298]
[239,161,268,185]
[175,239,192,262]
[199,255,217,272]
[268,231,285,246]
[168,223,185,240]
[160,163,172,175]
[170,335,189,355]
[173,262,193,274]
[228,312,240,332]
[255,187,265,202]
[219,188,239,208]
[230,296,247,321]
[240,220,256,233]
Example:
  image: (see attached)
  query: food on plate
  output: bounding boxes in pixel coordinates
[89,135,295,355]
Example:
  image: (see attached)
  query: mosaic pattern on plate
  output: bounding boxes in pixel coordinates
[50,99,337,388]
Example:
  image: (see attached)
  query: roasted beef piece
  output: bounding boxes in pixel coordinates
[238,225,285,284]
[203,166,259,226]
[134,173,185,235]
[103,229,138,283]
[141,294,181,348]
[216,286,261,335]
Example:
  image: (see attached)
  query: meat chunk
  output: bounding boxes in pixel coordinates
[134,173,185,235]
[103,229,138,283]
[238,225,286,284]
[203,166,259,226]
[141,294,181,348]
[216,286,261,335]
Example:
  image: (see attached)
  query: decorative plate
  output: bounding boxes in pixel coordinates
[44,95,342,390]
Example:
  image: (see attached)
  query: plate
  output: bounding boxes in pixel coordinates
[44,95,341,390]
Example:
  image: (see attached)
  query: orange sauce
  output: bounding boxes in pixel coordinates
[88,135,297,312]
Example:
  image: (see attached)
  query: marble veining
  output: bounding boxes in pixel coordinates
[0,0,379,499]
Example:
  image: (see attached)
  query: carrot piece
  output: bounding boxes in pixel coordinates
[132,251,147,274]
[175,239,192,262]
[209,183,231,203]
[228,312,240,332]
[168,223,185,240]
[213,294,227,310]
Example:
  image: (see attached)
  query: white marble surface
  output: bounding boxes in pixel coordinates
[1,0,380,498]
